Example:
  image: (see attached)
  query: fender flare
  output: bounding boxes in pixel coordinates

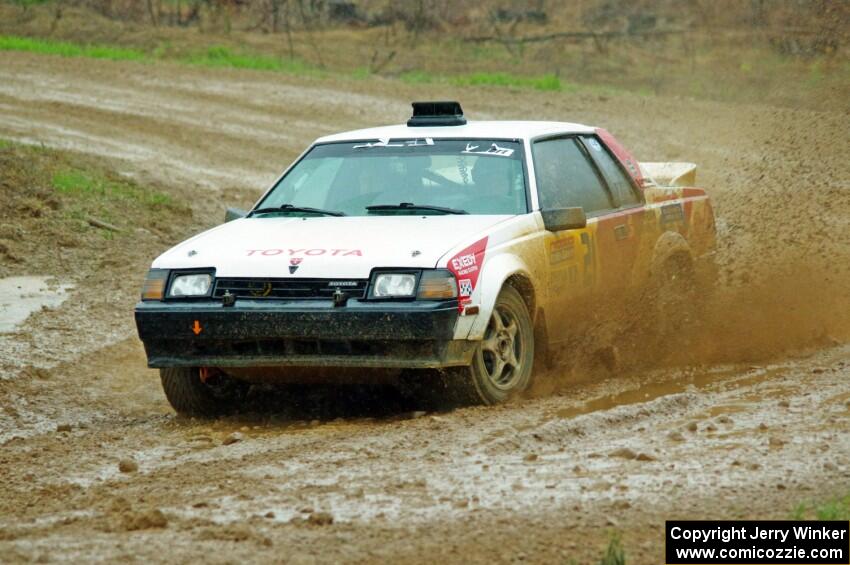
[467,254,539,339]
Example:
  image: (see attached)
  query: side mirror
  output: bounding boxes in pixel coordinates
[224,207,248,223]
[541,207,586,232]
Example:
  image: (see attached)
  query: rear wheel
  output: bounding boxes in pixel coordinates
[443,285,535,405]
[653,253,699,335]
[160,367,248,417]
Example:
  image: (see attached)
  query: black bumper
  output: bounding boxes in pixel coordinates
[135,299,474,369]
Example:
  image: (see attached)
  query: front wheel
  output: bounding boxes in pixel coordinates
[160,367,248,417]
[443,285,535,405]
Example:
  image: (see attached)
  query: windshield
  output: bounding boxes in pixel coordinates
[256,139,528,216]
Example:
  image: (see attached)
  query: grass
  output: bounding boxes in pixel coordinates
[0,139,198,280]
[565,535,627,565]
[52,168,172,208]
[791,492,850,520]
[400,69,566,91]
[182,45,318,75]
[350,66,371,80]
[399,70,435,84]
[0,140,190,259]
[0,33,572,94]
[0,35,145,61]
[598,535,626,565]
[0,35,316,73]
[453,71,564,91]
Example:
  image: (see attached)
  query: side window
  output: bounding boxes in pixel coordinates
[581,136,640,207]
[532,137,613,214]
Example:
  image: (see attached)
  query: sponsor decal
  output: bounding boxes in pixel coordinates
[246,248,363,257]
[614,223,630,241]
[549,237,576,265]
[660,203,685,225]
[458,279,474,297]
[352,138,434,149]
[461,142,515,157]
[447,237,488,311]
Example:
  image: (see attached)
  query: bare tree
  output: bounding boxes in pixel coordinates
[369,24,397,74]
[295,0,325,68]
[146,0,159,27]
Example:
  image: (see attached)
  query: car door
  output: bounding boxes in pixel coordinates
[532,136,618,342]
[578,135,647,294]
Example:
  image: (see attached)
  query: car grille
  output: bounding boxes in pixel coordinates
[213,278,368,300]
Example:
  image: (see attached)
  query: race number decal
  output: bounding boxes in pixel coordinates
[447,237,488,311]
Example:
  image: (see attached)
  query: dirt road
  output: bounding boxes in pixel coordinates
[0,52,848,563]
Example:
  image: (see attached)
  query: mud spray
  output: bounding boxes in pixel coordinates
[668,110,850,364]
[538,109,850,392]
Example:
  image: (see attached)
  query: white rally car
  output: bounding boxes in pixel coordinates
[135,101,716,415]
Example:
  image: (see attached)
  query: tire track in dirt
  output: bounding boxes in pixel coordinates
[1,338,848,563]
[0,53,405,190]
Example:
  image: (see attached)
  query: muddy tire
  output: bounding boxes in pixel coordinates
[159,367,247,417]
[652,253,700,337]
[442,285,535,406]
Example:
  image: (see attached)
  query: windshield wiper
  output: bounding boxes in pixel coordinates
[366,202,468,215]
[249,204,346,217]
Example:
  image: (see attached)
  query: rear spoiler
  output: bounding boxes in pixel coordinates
[639,162,697,187]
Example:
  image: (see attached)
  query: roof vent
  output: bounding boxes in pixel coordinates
[407,101,466,127]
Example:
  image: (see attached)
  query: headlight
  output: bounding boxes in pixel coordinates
[141,269,169,301]
[370,273,417,298]
[168,273,213,297]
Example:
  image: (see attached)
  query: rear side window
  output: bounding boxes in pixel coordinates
[581,136,640,207]
[532,137,613,214]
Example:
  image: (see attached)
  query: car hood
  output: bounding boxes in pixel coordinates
[152,215,511,278]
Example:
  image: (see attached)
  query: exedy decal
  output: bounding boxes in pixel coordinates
[447,236,488,311]
[246,248,363,257]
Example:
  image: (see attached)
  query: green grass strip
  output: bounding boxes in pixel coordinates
[453,71,563,91]
[0,35,146,61]
[792,492,850,521]
[0,34,570,93]
[181,45,319,75]
[53,167,172,207]
[400,69,567,92]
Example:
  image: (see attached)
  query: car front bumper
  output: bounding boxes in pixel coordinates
[134,299,474,369]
